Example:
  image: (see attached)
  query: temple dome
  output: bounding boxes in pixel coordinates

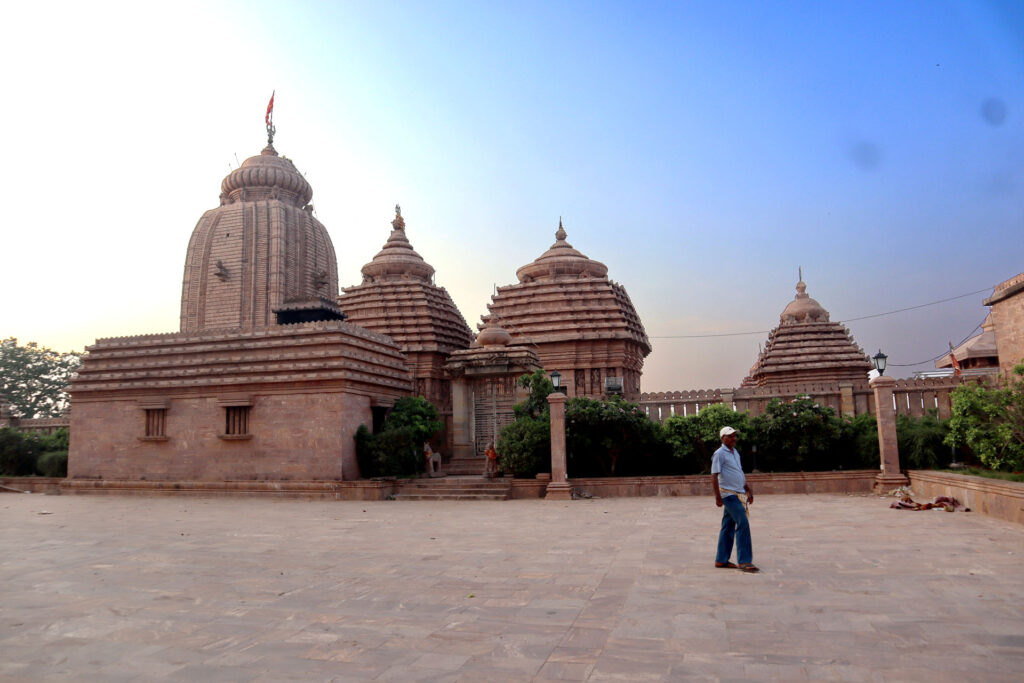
[482,219,650,400]
[515,219,608,283]
[744,273,870,386]
[181,140,338,333]
[359,206,436,283]
[780,277,829,324]
[220,143,313,207]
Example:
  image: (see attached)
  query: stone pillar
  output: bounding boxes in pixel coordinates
[870,375,908,492]
[839,381,855,417]
[451,378,473,460]
[546,393,572,500]
[721,389,734,411]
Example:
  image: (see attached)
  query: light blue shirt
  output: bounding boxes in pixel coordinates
[711,444,746,494]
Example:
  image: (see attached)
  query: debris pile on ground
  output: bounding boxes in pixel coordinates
[890,494,969,512]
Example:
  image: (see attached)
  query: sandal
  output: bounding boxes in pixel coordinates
[739,564,760,573]
[714,562,738,569]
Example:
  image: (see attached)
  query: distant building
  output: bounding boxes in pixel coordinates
[983,272,1024,375]
[934,313,999,372]
[743,274,871,386]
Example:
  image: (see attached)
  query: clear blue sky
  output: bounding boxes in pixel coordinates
[2,0,1022,389]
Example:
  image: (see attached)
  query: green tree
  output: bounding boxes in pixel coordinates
[497,416,550,477]
[0,338,82,418]
[897,413,951,470]
[566,395,666,476]
[385,396,443,444]
[494,371,556,477]
[749,397,843,472]
[946,366,1024,471]
[663,403,751,474]
[514,370,555,420]
[353,397,443,478]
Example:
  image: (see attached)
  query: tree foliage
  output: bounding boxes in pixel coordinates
[0,427,69,477]
[354,397,443,478]
[497,416,550,478]
[946,366,1024,471]
[514,370,555,420]
[566,395,670,476]
[0,338,81,418]
[897,413,952,470]
[750,397,843,472]
[663,404,751,474]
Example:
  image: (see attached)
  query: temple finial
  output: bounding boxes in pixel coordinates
[391,204,405,231]
[265,91,276,146]
[798,265,803,283]
[555,216,567,241]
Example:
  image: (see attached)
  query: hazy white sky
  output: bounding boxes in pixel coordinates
[2,1,1022,390]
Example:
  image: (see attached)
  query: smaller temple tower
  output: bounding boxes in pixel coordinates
[481,219,650,400]
[743,273,871,386]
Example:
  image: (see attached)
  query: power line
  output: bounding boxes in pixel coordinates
[889,319,985,367]
[649,285,992,340]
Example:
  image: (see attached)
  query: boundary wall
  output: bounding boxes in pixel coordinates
[640,376,981,422]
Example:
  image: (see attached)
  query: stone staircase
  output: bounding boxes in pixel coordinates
[393,476,512,501]
[442,457,487,476]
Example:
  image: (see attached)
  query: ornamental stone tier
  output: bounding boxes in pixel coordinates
[743,274,871,386]
[480,219,651,400]
[338,206,473,414]
[180,142,341,333]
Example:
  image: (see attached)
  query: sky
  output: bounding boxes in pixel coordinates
[2,0,1022,391]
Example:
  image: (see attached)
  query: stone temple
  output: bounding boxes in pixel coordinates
[69,136,413,483]
[66,113,654,483]
[743,274,871,386]
[480,220,651,401]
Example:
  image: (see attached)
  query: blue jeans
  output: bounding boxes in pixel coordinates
[716,495,753,565]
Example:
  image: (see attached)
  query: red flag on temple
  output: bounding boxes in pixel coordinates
[948,341,962,376]
[266,91,275,127]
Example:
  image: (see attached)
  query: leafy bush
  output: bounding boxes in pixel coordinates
[946,366,1024,472]
[384,397,443,444]
[514,370,555,420]
[0,427,69,477]
[0,427,40,476]
[353,397,441,478]
[566,396,671,477]
[836,412,880,470]
[897,413,952,470]
[497,415,550,478]
[664,404,751,474]
[373,426,421,477]
[36,450,68,477]
[749,397,844,472]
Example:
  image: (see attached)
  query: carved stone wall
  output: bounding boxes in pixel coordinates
[984,272,1024,376]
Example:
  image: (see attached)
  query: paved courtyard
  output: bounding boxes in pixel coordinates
[1,492,1021,682]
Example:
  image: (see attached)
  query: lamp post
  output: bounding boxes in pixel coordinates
[869,347,907,492]
[873,350,888,376]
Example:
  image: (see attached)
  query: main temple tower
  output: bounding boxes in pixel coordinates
[179,133,341,332]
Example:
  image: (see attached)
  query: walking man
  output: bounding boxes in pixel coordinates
[712,426,759,573]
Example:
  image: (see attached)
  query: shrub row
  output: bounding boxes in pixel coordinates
[355,397,443,478]
[0,427,69,477]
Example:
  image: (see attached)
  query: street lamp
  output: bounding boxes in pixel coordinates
[549,370,566,394]
[873,350,888,376]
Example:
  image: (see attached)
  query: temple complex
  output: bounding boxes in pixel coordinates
[338,206,473,439]
[743,273,871,386]
[479,220,651,401]
[68,123,413,483]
